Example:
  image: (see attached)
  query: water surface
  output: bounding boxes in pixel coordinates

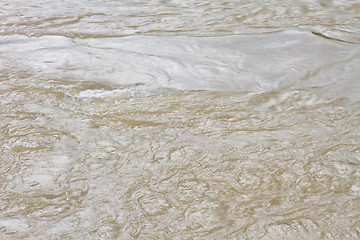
[1,0,360,239]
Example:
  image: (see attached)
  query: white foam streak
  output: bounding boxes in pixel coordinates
[77,89,136,98]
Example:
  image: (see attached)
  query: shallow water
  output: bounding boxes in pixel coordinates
[1,0,360,239]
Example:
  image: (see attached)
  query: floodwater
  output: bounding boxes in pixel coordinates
[1,0,360,239]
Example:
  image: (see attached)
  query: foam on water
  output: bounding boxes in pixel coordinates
[78,89,137,98]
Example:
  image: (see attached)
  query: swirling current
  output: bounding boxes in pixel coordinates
[0,0,360,239]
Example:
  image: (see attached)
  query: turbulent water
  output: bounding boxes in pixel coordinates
[1,0,360,239]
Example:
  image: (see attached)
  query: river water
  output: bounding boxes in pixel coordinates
[1,0,360,239]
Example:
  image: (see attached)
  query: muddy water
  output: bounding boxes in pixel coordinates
[1,0,360,239]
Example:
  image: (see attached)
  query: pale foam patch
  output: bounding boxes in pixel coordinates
[77,88,138,98]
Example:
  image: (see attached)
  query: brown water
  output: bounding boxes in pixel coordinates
[1,0,360,239]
